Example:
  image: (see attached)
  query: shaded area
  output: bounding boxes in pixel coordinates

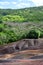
[30,55,43,59]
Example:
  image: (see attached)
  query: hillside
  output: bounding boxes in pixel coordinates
[0,6,43,22]
[0,6,43,45]
[0,6,43,64]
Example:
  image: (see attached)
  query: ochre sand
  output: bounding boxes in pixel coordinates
[0,50,43,65]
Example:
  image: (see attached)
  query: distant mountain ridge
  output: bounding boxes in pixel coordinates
[0,6,43,22]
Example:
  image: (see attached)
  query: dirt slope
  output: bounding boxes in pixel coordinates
[0,39,43,65]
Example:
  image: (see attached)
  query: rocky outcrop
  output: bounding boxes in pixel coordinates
[0,39,43,54]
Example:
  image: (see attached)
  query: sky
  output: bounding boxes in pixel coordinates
[0,0,43,9]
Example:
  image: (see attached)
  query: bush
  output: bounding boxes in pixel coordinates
[0,24,4,32]
[0,32,8,45]
[27,29,40,39]
[40,31,43,38]
[3,29,18,42]
[0,20,3,23]
[0,30,18,45]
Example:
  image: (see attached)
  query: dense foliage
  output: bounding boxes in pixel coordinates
[0,6,43,45]
[27,29,40,39]
[0,22,43,45]
[0,6,43,22]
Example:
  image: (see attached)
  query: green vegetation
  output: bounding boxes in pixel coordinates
[2,15,25,22]
[0,22,43,45]
[0,6,43,45]
[27,29,40,39]
[0,6,43,22]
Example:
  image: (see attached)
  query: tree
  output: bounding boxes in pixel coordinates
[27,29,40,39]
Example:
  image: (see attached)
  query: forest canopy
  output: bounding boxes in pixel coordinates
[0,6,43,45]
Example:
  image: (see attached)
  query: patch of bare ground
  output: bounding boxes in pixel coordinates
[0,50,43,59]
[0,59,43,65]
[0,39,43,65]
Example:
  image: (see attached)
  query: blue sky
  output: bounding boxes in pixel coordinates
[0,0,43,9]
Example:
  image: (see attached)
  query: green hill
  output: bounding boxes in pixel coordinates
[0,6,43,22]
[0,6,43,45]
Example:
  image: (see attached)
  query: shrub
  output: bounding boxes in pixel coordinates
[3,29,17,42]
[0,24,4,32]
[27,29,40,39]
[0,32,8,45]
[40,31,43,38]
[0,20,3,23]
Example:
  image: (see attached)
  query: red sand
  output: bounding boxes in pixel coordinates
[0,59,43,65]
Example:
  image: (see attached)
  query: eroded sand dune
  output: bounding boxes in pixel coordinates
[0,39,43,65]
[0,39,43,54]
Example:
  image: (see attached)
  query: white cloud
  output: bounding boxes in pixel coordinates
[0,6,3,8]
[0,1,10,5]
[0,1,17,5]
[19,3,27,6]
[16,2,31,9]
[0,0,43,9]
[32,0,43,6]
[19,0,22,2]
[12,2,17,4]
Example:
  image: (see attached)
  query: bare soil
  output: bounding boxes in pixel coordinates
[0,39,43,65]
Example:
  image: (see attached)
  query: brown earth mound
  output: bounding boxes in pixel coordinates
[0,39,43,65]
[0,39,43,54]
